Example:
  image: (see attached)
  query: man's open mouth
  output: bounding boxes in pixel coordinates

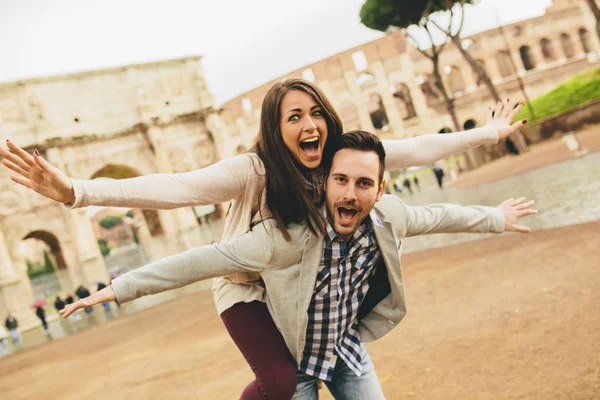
[337,207,358,224]
[299,137,320,157]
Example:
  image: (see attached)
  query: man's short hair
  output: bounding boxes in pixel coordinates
[333,130,386,183]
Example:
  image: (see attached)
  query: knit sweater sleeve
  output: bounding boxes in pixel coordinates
[65,154,258,210]
[382,125,499,170]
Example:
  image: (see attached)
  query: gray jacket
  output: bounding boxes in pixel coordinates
[113,195,504,362]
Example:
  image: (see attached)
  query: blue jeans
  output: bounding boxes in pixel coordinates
[292,344,385,400]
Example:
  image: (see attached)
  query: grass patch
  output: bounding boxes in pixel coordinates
[516,67,600,123]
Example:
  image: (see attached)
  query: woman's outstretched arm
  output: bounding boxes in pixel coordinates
[0,141,256,209]
[383,99,526,170]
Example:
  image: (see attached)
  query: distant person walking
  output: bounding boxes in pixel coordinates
[402,177,413,194]
[4,313,21,346]
[75,285,93,316]
[413,176,420,190]
[54,296,65,312]
[35,306,48,332]
[0,324,9,356]
[432,165,445,189]
[97,282,111,312]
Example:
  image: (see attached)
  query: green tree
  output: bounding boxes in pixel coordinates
[43,250,55,273]
[98,215,123,230]
[584,0,600,41]
[97,238,110,256]
[125,209,133,218]
[425,0,501,102]
[361,0,477,167]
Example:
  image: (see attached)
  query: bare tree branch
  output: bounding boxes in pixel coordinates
[406,30,434,60]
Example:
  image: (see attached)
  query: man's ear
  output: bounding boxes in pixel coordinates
[376,179,386,202]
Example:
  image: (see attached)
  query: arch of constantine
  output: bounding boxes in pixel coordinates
[1,0,598,329]
[0,57,237,328]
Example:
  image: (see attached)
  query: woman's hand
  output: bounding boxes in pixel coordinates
[0,140,75,203]
[486,99,527,140]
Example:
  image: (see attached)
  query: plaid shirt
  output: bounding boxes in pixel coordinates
[299,214,381,381]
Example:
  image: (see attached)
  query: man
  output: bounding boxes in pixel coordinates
[62,131,536,399]
[4,312,21,346]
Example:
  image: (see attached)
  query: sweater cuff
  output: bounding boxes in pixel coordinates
[63,179,85,210]
[490,207,506,233]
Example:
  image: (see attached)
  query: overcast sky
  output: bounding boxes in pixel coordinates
[1,0,553,104]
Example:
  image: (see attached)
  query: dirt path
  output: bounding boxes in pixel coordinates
[1,221,598,399]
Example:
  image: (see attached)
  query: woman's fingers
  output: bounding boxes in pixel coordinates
[0,147,31,171]
[10,175,34,190]
[5,140,36,167]
[33,151,56,173]
[494,99,503,119]
[2,159,30,179]
[500,98,512,119]
[486,106,493,124]
[507,102,524,122]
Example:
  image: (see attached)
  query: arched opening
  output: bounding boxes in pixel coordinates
[463,119,477,130]
[495,51,513,78]
[438,127,452,134]
[540,38,556,61]
[20,231,68,300]
[445,65,466,95]
[419,75,442,101]
[578,28,592,53]
[560,33,576,59]
[519,46,536,71]
[91,164,165,237]
[367,93,389,130]
[393,83,417,120]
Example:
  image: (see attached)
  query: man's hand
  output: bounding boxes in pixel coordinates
[497,197,537,233]
[60,286,117,319]
[0,140,75,204]
[486,98,527,140]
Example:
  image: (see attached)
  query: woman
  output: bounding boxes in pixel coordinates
[1,79,525,399]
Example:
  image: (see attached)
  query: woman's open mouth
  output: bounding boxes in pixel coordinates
[299,137,320,159]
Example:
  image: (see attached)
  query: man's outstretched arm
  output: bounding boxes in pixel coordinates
[401,196,537,237]
[60,221,279,319]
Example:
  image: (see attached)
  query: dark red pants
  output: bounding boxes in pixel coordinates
[221,301,297,400]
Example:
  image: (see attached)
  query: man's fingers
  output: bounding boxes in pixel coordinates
[516,200,535,210]
[509,197,526,206]
[10,175,34,190]
[517,209,538,218]
[5,140,36,167]
[2,159,30,179]
[0,147,31,171]
[511,224,531,233]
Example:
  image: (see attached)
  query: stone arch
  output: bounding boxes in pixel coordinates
[463,119,477,130]
[578,28,592,53]
[445,65,466,94]
[90,164,164,237]
[540,38,556,61]
[438,127,453,134]
[392,83,417,120]
[367,93,389,130]
[21,230,69,298]
[495,50,513,78]
[519,45,536,71]
[560,33,576,59]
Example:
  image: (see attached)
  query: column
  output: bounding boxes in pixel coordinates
[343,70,376,132]
[371,61,405,137]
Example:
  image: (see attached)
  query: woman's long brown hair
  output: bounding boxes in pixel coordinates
[252,78,343,240]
